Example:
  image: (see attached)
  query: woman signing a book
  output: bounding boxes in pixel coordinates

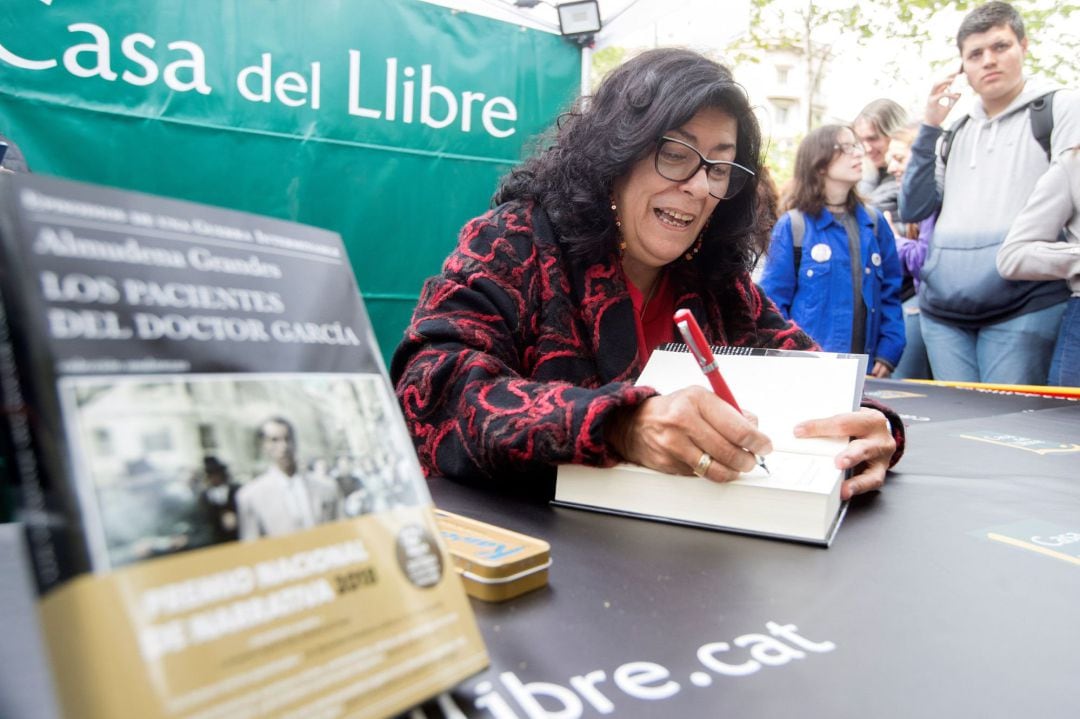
[391,49,904,501]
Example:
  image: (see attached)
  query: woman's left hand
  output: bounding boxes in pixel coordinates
[794,407,895,500]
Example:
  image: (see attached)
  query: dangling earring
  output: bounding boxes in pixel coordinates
[684,237,702,261]
[611,196,626,253]
[685,217,710,261]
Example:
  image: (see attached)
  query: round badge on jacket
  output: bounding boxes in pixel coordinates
[810,243,831,262]
[871,252,882,267]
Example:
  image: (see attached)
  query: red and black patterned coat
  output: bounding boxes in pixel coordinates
[391,201,903,498]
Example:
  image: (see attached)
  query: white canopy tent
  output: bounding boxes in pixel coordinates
[419,0,743,96]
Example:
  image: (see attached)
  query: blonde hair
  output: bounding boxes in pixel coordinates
[888,123,921,148]
[855,99,909,138]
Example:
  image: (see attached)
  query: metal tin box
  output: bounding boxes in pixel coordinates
[434,509,551,602]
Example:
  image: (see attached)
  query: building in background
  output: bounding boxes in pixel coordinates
[729,44,829,180]
[588,0,838,181]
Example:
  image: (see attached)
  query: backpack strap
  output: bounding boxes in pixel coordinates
[1029,90,1057,161]
[939,115,969,167]
[941,90,1057,165]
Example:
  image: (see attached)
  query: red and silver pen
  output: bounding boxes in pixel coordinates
[673,308,770,475]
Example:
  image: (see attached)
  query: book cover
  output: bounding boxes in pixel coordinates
[554,345,868,545]
[0,173,487,718]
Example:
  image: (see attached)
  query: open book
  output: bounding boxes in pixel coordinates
[554,345,868,546]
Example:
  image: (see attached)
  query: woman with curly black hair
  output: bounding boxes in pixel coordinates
[391,48,902,500]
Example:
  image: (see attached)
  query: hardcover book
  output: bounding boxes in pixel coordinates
[0,173,487,718]
[554,345,868,546]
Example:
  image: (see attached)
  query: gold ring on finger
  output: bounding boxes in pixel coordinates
[693,452,713,478]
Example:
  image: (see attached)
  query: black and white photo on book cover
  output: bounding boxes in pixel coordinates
[61,373,423,570]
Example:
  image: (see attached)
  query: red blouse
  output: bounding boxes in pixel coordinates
[627,271,676,362]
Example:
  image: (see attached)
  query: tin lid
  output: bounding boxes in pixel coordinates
[434,509,551,583]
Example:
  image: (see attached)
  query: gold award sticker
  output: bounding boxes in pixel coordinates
[810,243,831,262]
[396,525,444,588]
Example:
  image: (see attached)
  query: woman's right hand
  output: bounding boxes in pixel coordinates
[606,386,773,482]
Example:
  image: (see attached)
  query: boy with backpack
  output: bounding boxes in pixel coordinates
[898,1,1079,384]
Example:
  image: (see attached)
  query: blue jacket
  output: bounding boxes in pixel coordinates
[760,205,906,368]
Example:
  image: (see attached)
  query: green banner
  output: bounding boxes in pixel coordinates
[0,0,580,359]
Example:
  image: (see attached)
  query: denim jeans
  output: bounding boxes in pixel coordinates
[920,301,1067,384]
[1048,297,1080,387]
[893,296,932,380]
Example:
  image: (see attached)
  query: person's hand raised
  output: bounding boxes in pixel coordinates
[925,72,962,128]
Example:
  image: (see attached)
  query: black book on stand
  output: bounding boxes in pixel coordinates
[0,173,486,718]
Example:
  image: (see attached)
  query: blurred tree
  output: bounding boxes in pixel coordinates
[764,133,800,191]
[590,46,627,90]
[738,0,868,132]
[886,0,1078,87]
[740,0,1078,133]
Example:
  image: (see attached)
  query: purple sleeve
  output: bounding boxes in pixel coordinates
[896,214,935,281]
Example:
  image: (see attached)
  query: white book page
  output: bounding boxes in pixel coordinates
[636,350,859,456]
[734,452,840,493]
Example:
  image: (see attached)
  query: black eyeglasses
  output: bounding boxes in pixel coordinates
[654,136,754,200]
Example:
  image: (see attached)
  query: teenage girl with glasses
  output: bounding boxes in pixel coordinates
[760,124,906,378]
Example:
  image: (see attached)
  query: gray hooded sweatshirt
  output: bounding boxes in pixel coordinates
[899,79,1079,326]
[998,149,1080,297]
